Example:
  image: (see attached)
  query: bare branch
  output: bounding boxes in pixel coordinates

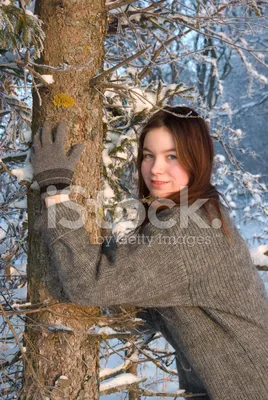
[0,161,16,177]
[106,0,139,12]
[91,46,151,85]
[256,265,268,271]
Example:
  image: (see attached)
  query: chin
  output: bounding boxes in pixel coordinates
[149,190,168,198]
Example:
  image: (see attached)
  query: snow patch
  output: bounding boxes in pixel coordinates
[11,165,33,182]
[102,148,112,167]
[250,245,268,268]
[8,198,27,209]
[103,181,115,199]
[0,0,11,6]
[41,74,55,85]
[100,373,143,392]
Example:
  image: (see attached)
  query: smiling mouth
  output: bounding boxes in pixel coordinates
[151,180,169,186]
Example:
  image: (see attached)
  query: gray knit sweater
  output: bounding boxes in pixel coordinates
[36,200,268,400]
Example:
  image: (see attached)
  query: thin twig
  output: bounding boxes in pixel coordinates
[256,265,268,271]
[91,46,151,86]
[138,29,191,80]
[0,304,37,382]
[106,0,139,12]
[0,161,16,177]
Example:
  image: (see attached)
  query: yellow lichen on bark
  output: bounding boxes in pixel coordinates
[52,93,75,107]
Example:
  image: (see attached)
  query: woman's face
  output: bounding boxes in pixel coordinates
[141,127,189,198]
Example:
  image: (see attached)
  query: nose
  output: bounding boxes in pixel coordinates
[150,157,164,175]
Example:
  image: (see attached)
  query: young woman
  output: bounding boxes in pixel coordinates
[31,106,268,400]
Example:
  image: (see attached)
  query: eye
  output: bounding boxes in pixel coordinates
[167,154,177,160]
[143,153,153,159]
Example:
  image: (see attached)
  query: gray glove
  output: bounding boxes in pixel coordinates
[31,122,85,197]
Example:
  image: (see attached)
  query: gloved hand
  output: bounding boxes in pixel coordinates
[31,122,85,198]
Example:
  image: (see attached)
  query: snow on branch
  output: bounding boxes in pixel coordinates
[250,245,268,271]
[99,373,146,395]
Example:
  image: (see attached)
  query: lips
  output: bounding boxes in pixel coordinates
[151,180,169,187]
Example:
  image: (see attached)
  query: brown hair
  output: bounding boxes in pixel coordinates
[136,106,231,240]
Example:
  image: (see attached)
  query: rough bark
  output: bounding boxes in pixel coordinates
[23,1,106,398]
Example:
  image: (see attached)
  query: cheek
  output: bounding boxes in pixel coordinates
[141,161,148,179]
[173,166,189,185]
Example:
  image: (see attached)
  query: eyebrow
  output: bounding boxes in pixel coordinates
[143,147,177,153]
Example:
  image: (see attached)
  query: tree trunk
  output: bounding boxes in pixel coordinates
[128,363,141,400]
[23,1,106,398]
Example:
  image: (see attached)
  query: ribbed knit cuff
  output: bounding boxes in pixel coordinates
[40,184,71,199]
[35,169,73,191]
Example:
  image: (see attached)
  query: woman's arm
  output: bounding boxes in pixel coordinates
[36,199,191,308]
[31,122,190,308]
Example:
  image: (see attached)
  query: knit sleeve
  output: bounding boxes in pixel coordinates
[35,200,191,308]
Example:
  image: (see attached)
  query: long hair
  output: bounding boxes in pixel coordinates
[136,106,231,240]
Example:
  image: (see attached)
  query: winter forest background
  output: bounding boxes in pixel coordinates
[0,0,268,399]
